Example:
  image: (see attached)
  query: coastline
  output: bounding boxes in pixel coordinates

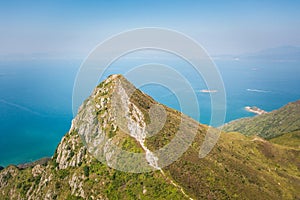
[0,157,51,170]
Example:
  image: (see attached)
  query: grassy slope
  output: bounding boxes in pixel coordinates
[222,100,300,139]
[270,130,300,149]
[165,131,300,199]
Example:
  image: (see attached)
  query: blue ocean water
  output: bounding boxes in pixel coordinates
[1,58,300,166]
[0,60,78,166]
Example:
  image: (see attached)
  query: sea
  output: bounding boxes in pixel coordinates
[1,57,300,166]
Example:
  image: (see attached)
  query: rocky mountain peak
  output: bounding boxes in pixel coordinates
[56,74,171,173]
[0,75,299,199]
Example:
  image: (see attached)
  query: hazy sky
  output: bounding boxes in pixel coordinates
[1,0,300,57]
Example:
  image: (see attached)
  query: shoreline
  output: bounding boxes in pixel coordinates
[0,157,51,170]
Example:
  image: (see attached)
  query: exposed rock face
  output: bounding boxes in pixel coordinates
[55,130,88,169]
[0,75,299,200]
[0,166,18,188]
[31,165,45,177]
[68,173,85,197]
[68,74,168,172]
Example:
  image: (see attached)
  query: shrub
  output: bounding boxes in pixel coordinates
[83,166,90,177]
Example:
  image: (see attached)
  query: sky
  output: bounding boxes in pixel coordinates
[0,0,300,57]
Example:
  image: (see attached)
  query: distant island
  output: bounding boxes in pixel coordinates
[199,89,218,93]
[245,106,267,115]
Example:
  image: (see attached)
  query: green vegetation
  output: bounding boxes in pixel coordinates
[270,130,300,149]
[83,166,89,177]
[222,100,300,139]
[165,131,300,199]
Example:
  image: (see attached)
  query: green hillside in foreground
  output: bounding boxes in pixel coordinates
[0,75,299,199]
[222,100,300,139]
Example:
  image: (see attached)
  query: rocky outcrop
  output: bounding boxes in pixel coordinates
[31,164,45,177]
[0,166,19,198]
[55,130,89,169]
[68,173,85,198]
[0,166,18,188]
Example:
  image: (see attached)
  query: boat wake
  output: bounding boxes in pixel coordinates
[246,89,270,93]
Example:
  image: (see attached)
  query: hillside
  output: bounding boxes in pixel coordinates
[270,131,300,149]
[222,100,300,139]
[0,75,299,199]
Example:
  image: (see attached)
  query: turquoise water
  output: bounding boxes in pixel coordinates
[0,60,78,166]
[1,59,300,166]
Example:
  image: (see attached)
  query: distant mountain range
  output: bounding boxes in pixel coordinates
[0,75,299,199]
